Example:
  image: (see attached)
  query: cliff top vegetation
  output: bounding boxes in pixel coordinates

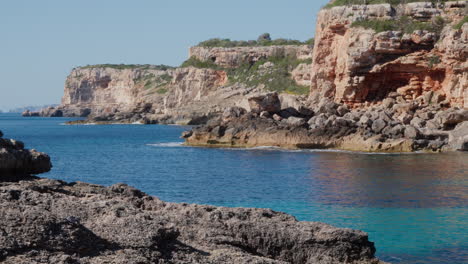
[77,64,174,71]
[351,15,447,33]
[196,33,314,48]
[325,0,451,8]
[181,56,311,95]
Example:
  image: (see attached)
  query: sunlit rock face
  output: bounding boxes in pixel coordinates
[60,66,228,118]
[189,45,313,68]
[310,2,467,109]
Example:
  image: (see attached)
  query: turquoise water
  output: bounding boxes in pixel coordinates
[1,113,467,263]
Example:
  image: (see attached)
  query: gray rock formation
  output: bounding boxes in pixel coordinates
[0,178,383,264]
[248,93,282,114]
[184,94,468,152]
[0,131,51,175]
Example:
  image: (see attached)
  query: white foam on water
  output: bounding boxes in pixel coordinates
[147,142,184,147]
[219,146,423,155]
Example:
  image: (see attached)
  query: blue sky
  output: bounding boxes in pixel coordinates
[0,0,329,111]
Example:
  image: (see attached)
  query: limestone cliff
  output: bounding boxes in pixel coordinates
[60,66,229,122]
[47,44,313,124]
[310,1,467,108]
[189,45,312,68]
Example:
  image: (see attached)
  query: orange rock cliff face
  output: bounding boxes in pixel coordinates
[309,2,467,108]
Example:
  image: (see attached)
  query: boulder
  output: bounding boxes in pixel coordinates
[358,115,373,128]
[410,116,426,128]
[372,119,387,133]
[0,131,52,175]
[448,121,468,151]
[222,106,247,122]
[297,106,314,117]
[336,105,350,116]
[316,98,339,115]
[404,126,421,139]
[248,93,281,114]
[285,116,307,127]
[279,107,300,119]
[382,98,395,109]
[435,109,468,130]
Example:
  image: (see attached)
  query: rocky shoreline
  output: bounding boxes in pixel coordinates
[183,93,468,152]
[0,131,385,263]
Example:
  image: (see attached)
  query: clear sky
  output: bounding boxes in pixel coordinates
[0,0,330,111]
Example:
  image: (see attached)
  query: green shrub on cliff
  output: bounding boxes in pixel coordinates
[134,73,173,94]
[181,57,220,69]
[180,55,310,95]
[324,0,450,8]
[80,64,174,71]
[453,16,468,30]
[196,34,314,48]
[226,56,310,95]
[351,15,446,34]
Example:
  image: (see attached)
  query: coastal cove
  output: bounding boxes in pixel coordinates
[2,113,467,264]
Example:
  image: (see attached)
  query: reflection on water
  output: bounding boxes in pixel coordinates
[309,152,468,208]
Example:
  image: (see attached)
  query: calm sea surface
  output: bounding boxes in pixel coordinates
[1,113,467,263]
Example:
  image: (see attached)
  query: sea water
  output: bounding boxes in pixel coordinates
[1,113,467,263]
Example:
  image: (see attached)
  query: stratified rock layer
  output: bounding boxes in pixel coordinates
[0,178,383,264]
[310,2,467,108]
[0,131,51,175]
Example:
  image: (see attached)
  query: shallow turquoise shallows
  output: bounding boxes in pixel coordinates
[1,114,467,264]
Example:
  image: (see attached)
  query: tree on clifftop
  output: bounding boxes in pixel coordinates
[257,33,272,42]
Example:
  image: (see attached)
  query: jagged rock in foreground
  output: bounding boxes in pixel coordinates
[0,178,383,264]
[0,131,51,175]
[184,94,468,152]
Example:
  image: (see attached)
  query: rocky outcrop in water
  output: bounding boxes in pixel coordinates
[310,2,467,108]
[184,93,468,152]
[0,131,51,175]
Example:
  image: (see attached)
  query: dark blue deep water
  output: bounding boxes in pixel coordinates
[1,113,467,263]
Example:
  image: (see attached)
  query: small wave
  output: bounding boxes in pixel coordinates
[147,142,184,147]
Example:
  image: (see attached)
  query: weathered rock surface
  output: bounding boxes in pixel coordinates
[248,92,282,114]
[21,110,39,117]
[0,131,51,175]
[310,2,467,108]
[185,94,467,152]
[189,45,312,68]
[0,177,383,264]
